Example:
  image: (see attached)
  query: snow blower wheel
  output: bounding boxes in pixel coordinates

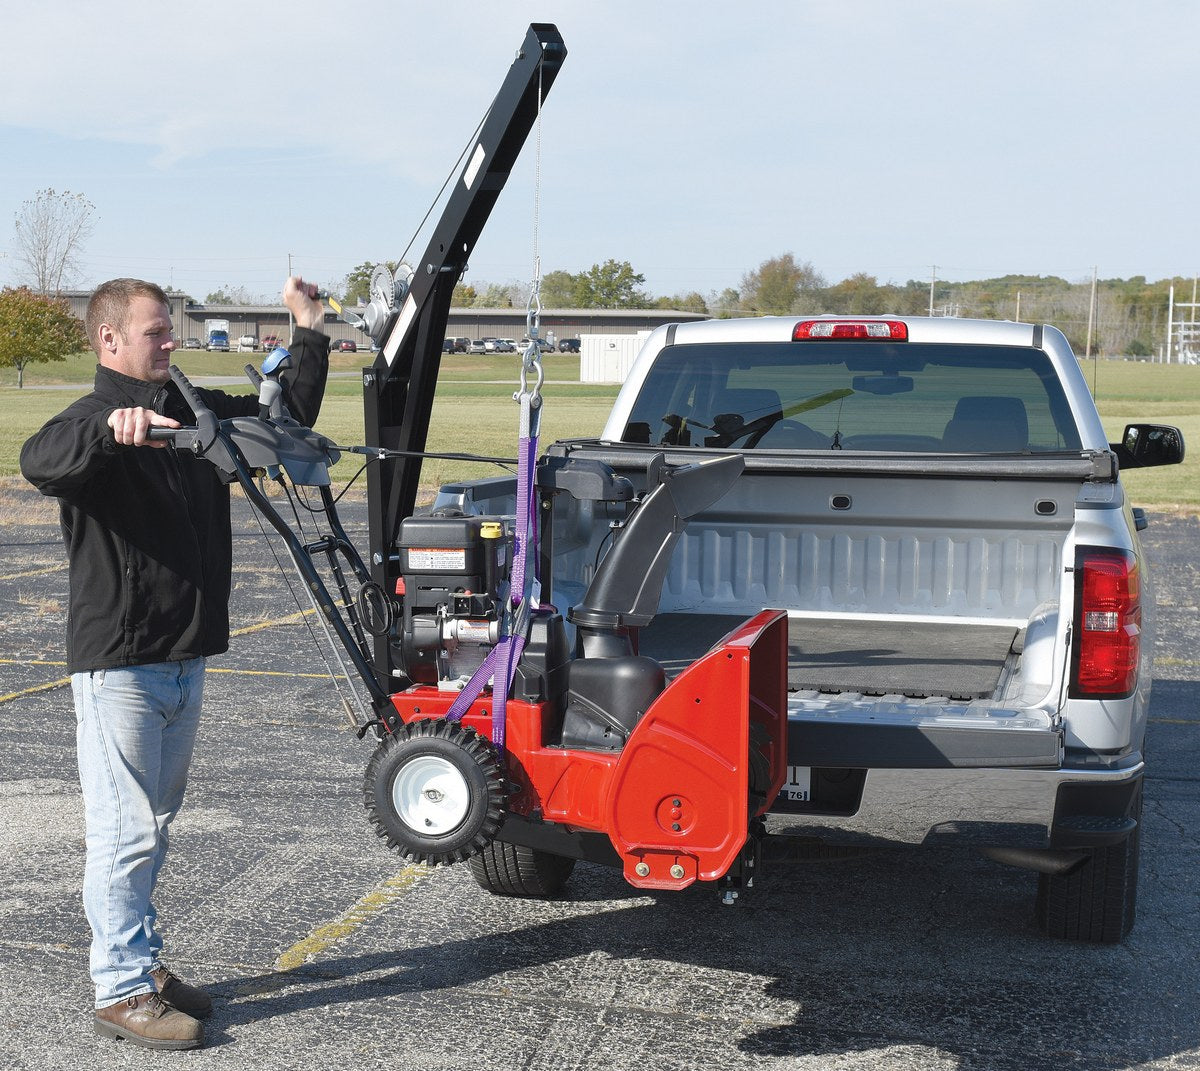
[363,718,506,865]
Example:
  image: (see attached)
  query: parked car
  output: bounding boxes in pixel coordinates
[495,338,518,353]
[450,337,470,353]
[558,338,581,353]
[182,337,202,350]
[519,337,554,353]
[238,335,259,352]
[334,339,358,352]
[471,338,493,354]
[443,338,455,353]
[261,334,282,352]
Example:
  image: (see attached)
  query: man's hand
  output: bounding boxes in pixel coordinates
[108,407,181,448]
[284,276,326,331]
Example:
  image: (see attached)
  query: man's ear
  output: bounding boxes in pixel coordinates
[98,323,119,354]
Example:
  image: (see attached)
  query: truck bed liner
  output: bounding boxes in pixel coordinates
[640,614,1018,700]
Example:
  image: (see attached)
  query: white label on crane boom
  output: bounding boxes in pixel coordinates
[464,143,487,190]
[383,293,418,366]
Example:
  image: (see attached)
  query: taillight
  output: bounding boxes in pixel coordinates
[793,319,909,341]
[1070,548,1140,698]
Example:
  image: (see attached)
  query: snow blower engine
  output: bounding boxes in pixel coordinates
[394,514,509,688]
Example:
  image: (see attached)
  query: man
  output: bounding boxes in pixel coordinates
[20,277,330,1050]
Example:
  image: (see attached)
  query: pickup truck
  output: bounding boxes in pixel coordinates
[435,314,1184,943]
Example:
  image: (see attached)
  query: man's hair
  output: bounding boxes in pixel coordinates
[85,278,170,354]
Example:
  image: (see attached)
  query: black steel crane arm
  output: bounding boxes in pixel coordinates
[362,23,566,692]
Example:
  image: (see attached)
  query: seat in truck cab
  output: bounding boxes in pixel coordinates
[942,395,1029,452]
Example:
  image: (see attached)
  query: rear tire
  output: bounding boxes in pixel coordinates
[468,841,577,898]
[1035,787,1141,944]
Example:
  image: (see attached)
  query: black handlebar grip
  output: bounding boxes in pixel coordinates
[147,427,180,441]
[167,364,214,423]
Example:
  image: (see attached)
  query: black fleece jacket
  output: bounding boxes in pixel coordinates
[20,328,330,674]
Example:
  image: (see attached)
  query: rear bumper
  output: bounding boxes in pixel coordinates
[764,759,1144,849]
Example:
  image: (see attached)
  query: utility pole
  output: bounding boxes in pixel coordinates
[928,265,936,317]
[1167,284,1174,363]
[1085,266,1097,359]
[287,253,294,337]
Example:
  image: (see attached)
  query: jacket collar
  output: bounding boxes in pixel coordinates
[94,364,170,412]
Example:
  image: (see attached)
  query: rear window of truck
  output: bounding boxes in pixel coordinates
[621,342,1082,453]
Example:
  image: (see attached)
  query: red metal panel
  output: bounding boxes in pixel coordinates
[606,610,788,889]
[387,609,788,890]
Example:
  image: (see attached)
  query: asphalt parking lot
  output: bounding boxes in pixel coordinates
[0,486,1197,1071]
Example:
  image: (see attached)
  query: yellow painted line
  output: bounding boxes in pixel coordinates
[0,658,333,680]
[274,867,430,972]
[231,608,317,637]
[0,564,66,582]
[206,667,346,681]
[0,659,67,666]
[229,867,430,996]
[0,676,71,703]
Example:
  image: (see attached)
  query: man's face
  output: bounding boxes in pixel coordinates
[101,295,176,383]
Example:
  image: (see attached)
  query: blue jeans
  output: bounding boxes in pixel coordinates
[72,658,205,1008]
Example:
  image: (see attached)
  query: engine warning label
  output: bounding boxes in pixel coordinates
[407,548,467,571]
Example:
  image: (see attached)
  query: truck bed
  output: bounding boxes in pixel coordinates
[640,614,1018,700]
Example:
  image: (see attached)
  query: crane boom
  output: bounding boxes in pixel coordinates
[361,23,567,691]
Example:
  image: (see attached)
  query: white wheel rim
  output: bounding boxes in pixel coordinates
[392,755,471,836]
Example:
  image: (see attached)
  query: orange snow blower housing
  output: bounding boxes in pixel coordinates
[385,608,788,892]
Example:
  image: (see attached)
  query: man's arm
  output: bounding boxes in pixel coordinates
[199,277,331,428]
[20,403,178,497]
[280,277,331,428]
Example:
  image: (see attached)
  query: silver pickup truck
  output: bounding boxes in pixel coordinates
[436,314,1184,943]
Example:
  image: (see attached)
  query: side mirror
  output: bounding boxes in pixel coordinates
[1112,424,1185,469]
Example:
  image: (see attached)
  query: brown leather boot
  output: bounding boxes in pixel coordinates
[151,965,214,1019]
[94,992,203,1050]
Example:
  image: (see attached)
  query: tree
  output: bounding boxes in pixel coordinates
[538,270,579,308]
[0,286,89,388]
[825,272,886,315]
[575,260,649,308]
[13,188,97,296]
[451,282,478,306]
[739,254,825,315]
[710,287,742,319]
[474,282,517,308]
[655,291,709,314]
[204,285,260,305]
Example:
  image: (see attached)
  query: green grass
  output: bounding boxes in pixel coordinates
[0,350,620,497]
[1083,359,1199,511]
[3,354,1197,511]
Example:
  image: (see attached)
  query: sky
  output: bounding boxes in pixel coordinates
[1,1,1196,305]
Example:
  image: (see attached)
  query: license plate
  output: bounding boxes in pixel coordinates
[784,765,811,802]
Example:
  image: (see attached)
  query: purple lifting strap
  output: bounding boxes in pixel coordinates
[445,432,539,748]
